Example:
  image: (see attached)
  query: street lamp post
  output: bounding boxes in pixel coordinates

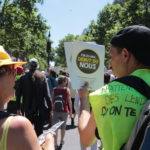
[46,31,51,67]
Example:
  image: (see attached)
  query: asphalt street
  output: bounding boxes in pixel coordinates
[60,117,100,150]
[40,116,100,150]
[57,116,81,150]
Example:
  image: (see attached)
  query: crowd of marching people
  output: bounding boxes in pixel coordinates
[1,25,150,150]
[5,57,83,150]
[5,55,114,150]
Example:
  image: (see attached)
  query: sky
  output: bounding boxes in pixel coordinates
[38,0,114,47]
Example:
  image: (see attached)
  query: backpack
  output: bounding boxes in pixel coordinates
[114,75,150,150]
[53,87,69,112]
[53,94,65,112]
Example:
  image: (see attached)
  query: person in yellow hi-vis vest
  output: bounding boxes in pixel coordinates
[78,25,150,150]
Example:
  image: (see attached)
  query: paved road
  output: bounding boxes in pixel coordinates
[60,117,100,150]
[41,116,100,150]
[56,116,81,150]
[62,124,81,150]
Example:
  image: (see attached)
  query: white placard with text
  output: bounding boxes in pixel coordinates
[64,42,105,91]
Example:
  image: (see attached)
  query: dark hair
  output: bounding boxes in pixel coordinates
[57,76,67,85]
[29,61,38,68]
[29,61,38,73]
[110,25,150,66]
[0,65,14,77]
[59,70,68,77]
[104,73,110,84]
[51,70,57,78]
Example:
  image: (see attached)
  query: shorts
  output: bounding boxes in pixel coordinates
[52,112,68,129]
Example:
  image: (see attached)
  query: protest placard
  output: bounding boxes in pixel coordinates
[64,41,105,91]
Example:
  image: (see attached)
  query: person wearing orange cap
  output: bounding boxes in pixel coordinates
[0,46,54,150]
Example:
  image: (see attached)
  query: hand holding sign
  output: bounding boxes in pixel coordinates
[78,81,90,112]
[78,81,89,97]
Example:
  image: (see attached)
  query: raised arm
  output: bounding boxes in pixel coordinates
[78,87,96,147]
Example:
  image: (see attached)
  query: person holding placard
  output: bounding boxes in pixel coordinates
[78,25,150,150]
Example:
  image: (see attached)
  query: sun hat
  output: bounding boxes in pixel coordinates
[0,45,26,67]
[110,25,150,66]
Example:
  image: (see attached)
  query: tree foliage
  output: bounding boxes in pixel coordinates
[0,0,49,69]
[82,0,150,67]
[2,0,149,69]
[121,0,150,27]
[55,34,94,67]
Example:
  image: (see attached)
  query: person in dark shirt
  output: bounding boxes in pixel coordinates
[16,58,52,136]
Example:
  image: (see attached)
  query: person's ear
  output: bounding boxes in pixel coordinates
[121,48,131,63]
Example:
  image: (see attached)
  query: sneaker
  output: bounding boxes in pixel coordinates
[58,141,64,150]
[55,145,59,150]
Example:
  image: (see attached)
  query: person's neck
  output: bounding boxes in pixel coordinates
[0,97,5,111]
[0,105,5,111]
[127,61,146,75]
[134,64,148,71]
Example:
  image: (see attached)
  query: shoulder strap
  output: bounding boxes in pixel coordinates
[0,111,10,120]
[114,75,150,99]
[140,123,150,150]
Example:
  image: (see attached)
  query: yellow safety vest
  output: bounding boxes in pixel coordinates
[89,69,150,150]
